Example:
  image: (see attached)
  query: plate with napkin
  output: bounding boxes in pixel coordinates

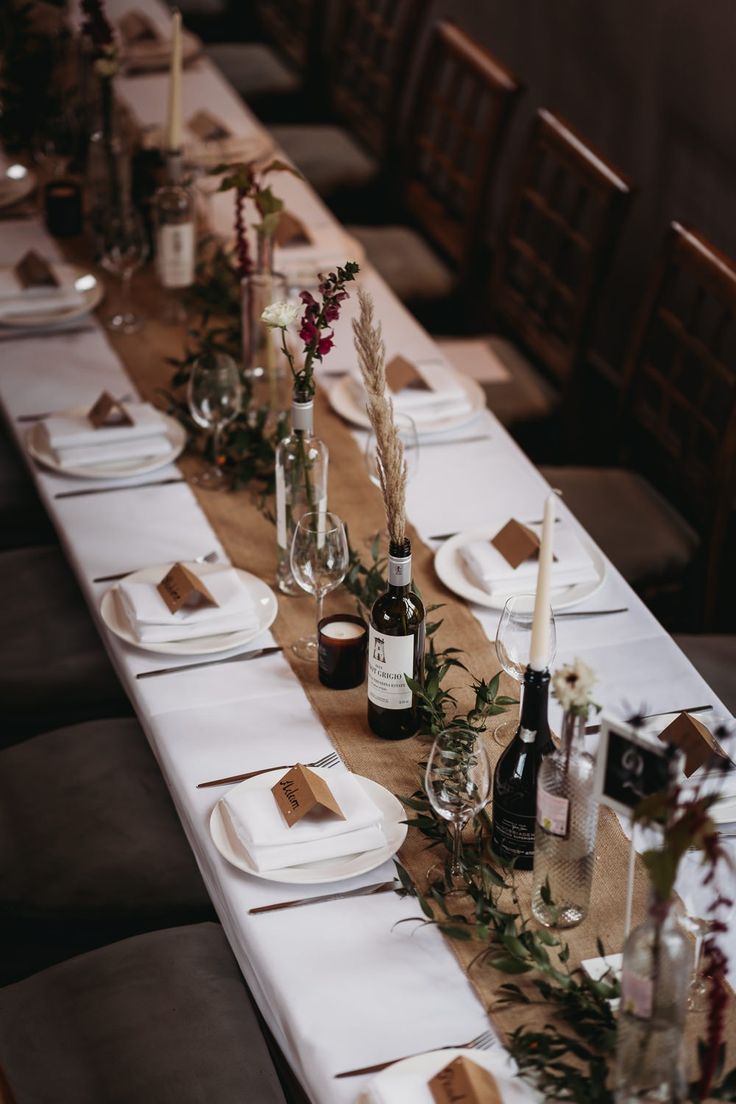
[0,158,36,210]
[435,522,605,611]
[357,1048,541,1104]
[117,10,201,73]
[27,402,186,478]
[101,561,278,655]
[210,767,406,884]
[0,262,102,327]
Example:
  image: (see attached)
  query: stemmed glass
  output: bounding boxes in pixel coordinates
[364,413,419,488]
[187,352,243,490]
[425,727,491,893]
[494,594,556,744]
[290,511,349,661]
[99,206,148,334]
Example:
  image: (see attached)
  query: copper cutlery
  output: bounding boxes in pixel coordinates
[334,1028,495,1078]
[197,750,340,788]
[249,880,397,915]
[137,645,283,681]
[93,548,219,584]
[55,477,185,499]
[19,391,133,422]
[585,705,713,735]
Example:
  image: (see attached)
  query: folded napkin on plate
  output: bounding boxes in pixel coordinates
[140,123,270,168]
[350,358,471,427]
[363,1048,538,1104]
[117,564,259,643]
[0,263,84,317]
[460,524,598,597]
[39,402,170,467]
[221,769,386,871]
[48,434,172,468]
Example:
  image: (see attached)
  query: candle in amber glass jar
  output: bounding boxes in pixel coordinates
[318,615,367,690]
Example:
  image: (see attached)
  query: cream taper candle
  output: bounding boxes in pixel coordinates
[165,10,182,151]
[528,492,555,670]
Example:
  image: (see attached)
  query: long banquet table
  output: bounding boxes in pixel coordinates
[1,4,734,1100]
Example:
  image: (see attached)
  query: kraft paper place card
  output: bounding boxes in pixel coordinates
[157,563,219,614]
[385,355,430,394]
[118,10,159,43]
[658,712,725,776]
[429,1055,503,1104]
[14,250,58,289]
[491,518,540,569]
[274,210,311,247]
[272,764,345,828]
[87,391,134,429]
[188,110,231,142]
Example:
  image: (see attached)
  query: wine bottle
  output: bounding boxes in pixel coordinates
[153,151,195,291]
[367,538,425,740]
[491,665,553,869]
[275,392,328,595]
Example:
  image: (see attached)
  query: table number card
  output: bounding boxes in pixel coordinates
[188,110,231,142]
[491,518,540,569]
[657,712,725,776]
[429,1055,502,1104]
[87,391,134,429]
[385,355,430,394]
[272,764,345,827]
[157,563,219,614]
[14,250,58,289]
[274,210,311,247]
[593,714,678,816]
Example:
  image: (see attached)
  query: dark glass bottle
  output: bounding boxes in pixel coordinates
[491,665,553,869]
[367,538,425,740]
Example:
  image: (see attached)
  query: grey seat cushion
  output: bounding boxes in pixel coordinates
[438,335,559,425]
[0,428,55,549]
[540,466,699,585]
[0,545,130,742]
[0,923,287,1104]
[270,124,379,197]
[349,224,456,303]
[207,43,300,99]
[675,635,736,715]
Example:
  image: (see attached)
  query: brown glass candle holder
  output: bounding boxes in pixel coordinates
[318,614,367,690]
[43,178,83,238]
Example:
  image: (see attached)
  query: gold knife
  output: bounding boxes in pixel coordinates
[136,645,283,679]
[249,880,398,915]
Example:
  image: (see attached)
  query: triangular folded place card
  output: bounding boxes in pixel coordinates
[274,210,311,247]
[491,517,540,570]
[272,764,345,827]
[119,10,159,43]
[658,712,726,777]
[88,391,134,429]
[429,1055,502,1104]
[385,355,430,394]
[157,563,219,614]
[188,109,231,142]
[14,250,58,289]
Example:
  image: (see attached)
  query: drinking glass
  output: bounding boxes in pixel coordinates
[99,206,148,334]
[364,413,419,488]
[425,727,491,892]
[187,352,243,490]
[290,511,349,662]
[494,593,556,744]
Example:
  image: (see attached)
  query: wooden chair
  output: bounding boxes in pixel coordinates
[543,223,736,627]
[440,109,632,430]
[350,21,522,315]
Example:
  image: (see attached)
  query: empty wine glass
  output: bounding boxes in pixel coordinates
[364,413,419,488]
[290,511,349,662]
[99,205,148,334]
[187,352,243,490]
[494,594,556,744]
[425,727,491,893]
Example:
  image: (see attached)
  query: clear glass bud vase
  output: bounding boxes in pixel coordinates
[240,234,290,425]
[614,900,692,1104]
[274,392,328,595]
[531,711,598,928]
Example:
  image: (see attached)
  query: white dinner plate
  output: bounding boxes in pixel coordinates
[357,1047,541,1104]
[0,264,103,327]
[434,524,606,612]
[100,562,278,656]
[0,162,36,210]
[327,370,486,436]
[210,770,407,884]
[26,407,186,479]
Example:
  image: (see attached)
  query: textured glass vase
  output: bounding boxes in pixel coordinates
[274,392,328,595]
[531,711,598,928]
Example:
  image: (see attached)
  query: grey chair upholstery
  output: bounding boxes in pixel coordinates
[0,923,287,1104]
[440,335,560,426]
[0,428,55,549]
[207,42,300,101]
[1,717,214,980]
[0,545,131,744]
[350,225,456,304]
[270,123,379,198]
[675,635,736,715]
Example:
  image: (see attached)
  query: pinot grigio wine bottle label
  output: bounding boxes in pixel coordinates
[155,223,195,288]
[367,626,413,710]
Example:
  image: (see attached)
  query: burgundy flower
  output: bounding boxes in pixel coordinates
[318,335,334,356]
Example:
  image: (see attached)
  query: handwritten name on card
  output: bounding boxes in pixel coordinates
[429,1055,502,1104]
[157,562,219,614]
[87,391,134,429]
[272,764,345,827]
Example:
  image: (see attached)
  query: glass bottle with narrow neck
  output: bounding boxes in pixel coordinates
[531,710,598,927]
[491,665,553,870]
[153,150,195,292]
[275,393,328,595]
[367,538,425,740]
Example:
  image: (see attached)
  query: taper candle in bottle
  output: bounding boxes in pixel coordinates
[528,493,555,670]
[165,10,183,152]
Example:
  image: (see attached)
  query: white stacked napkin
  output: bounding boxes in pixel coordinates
[0,263,84,319]
[39,402,170,468]
[221,768,386,871]
[460,524,599,598]
[117,564,260,643]
[361,1048,540,1104]
[350,359,471,428]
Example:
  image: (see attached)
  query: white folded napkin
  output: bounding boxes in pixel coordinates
[460,524,598,597]
[50,435,172,468]
[363,1047,539,1104]
[350,359,471,427]
[221,768,386,871]
[41,402,167,449]
[117,564,260,643]
[0,264,84,317]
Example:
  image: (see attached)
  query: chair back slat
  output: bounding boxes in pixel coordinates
[254,0,322,71]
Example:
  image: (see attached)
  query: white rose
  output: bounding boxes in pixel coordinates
[260,300,299,329]
[551,657,597,715]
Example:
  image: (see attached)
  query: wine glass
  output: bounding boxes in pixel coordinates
[290,511,349,661]
[425,727,491,892]
[187,352,243,490]
[364,413,419,488]
[494,594,557,744]
[99,206,148,334]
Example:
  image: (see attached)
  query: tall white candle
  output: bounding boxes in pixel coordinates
[165,10,183,151]
[528,492,555,671]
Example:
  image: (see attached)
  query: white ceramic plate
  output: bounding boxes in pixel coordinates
[328,370,485,436]
[434,524,606,612]
[0,162,36,209]
[0,265,103,327]
[100,563,278,656]
[210,771,407,884]
[26,408,186,479]
[357,1048,542,1104]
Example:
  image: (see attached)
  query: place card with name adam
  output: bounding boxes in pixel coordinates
[491,518,540,570]
[157,562,219,614]
[385,355,430,394]
[272,764,345,828]
[88,391,134,429]
[658,711,726,776]
[429,1055,502,1104]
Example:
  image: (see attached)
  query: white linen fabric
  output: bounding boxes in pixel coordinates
[46,434,172,467]
[459,524,599,597]
[0,263,84,316]
[117,564,260,642]
[349,358,472,427]
[361,1048,541,1104]
[42,402,167,447]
